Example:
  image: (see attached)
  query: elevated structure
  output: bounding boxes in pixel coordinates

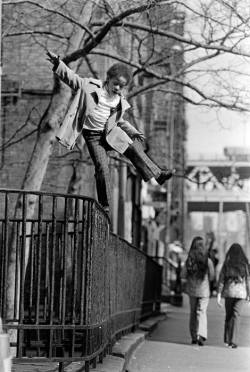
[186,158,250,212]
[186,150,250,259]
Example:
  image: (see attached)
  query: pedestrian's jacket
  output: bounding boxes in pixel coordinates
[53,61,140,152]
[181,258,214,297]
[217,263,250,299]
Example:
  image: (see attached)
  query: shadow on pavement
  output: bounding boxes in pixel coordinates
[148,295,250,347]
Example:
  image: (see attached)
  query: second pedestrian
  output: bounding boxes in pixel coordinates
[217,243,250,348]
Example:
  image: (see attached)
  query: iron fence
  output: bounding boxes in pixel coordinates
[0,189,162,371]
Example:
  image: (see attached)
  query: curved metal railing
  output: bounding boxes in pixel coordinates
[0,189,162,371]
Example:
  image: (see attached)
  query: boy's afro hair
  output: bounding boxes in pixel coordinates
[106,63,132,84]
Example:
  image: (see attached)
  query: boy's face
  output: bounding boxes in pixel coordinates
[106,75,128,96]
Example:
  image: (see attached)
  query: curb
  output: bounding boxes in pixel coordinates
[66,313,166,372]
[112,332,146,370]
[64,332,147,372]
[139,313,167,333]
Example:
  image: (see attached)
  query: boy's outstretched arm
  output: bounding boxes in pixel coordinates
[46,50,60,70]
[46,50,84,91]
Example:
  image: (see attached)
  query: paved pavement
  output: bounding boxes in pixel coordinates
[127,295,250,372]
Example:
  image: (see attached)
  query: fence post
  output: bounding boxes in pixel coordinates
[0,318,11,372]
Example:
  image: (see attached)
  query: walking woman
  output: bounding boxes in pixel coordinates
[217,243,250,348]
[182,236,214,346]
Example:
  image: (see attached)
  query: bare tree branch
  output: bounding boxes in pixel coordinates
[89,49,250,111]
[0,128,38,151]
[0,107,40,151]
[4,30,66,39]
[90,21,250,58]
[3,0,95,38]
[63,0,172,63]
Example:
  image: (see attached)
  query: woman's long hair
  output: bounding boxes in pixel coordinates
[186,236,208,280]
[223,243,249,279]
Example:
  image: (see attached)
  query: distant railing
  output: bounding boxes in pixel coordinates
[0,189,162,371]
[154,255,183,306]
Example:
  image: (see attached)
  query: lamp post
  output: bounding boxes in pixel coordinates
[164,83,175,258]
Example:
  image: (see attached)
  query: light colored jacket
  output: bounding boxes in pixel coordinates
[54,61,140,152]
[217,263,250,299]
[181,258,214,297]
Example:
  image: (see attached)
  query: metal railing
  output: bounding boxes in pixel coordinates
[0,189,162,371]
[154,254,183,306]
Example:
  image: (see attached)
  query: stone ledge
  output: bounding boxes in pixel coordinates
[64,333,146,372]
[139,313,167,332]
[65,355,125,372]
[12,312,167,372]
[112,332,146,359]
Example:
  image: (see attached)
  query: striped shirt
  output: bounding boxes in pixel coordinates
[83,87,120,131]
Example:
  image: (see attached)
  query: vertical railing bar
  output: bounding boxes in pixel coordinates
[95,209,100,356]
[74,198,80,315]
[85,361,90,372]
[44,222,50,321]
[34,195,43,358]
[92,357,97,369]
[2,192,9,320]
[28,222,35,319]
[35,195,43,325]
[17,192,27,357]
[33,233,38,321]
[49,196,57,358]
[61,197,68,327]
[14,222,20,320]
[104,214,110,353]
[79,201,86,325]
[0,219,4,313]
[58,230,62,323]
[83,200,93,357]
[70,197,79,357]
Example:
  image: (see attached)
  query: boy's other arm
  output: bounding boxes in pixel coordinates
[46,50,60,69]
[118,120,145,142]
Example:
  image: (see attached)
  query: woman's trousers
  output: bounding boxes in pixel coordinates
[189,296,209,341]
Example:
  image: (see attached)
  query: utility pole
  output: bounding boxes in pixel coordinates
[165,83,175,254]
[163,82,175,295]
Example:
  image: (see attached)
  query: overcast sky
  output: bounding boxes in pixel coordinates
[186,104,250,159]
[183,2,250,160]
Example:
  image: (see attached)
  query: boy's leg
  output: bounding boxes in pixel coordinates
[123,139,174,184]
[83,130,112,210]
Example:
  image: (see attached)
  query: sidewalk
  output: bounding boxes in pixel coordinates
[127,295,250,372]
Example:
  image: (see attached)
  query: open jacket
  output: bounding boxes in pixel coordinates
[53,61,140,152]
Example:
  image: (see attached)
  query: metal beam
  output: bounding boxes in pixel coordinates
[187,201,248,212]
[187,159,250,167]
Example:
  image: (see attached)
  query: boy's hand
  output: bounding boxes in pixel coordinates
[46,50,60,65]
[217,293,222,307]
[132,133,145,143]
